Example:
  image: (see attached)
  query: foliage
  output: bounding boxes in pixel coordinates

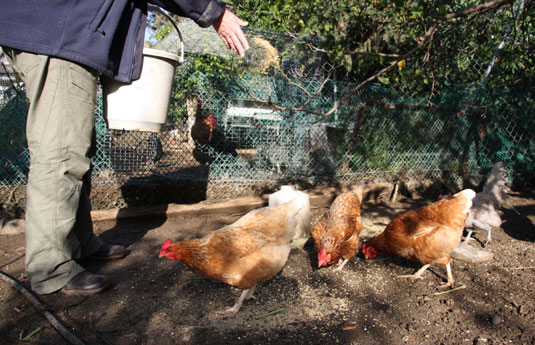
[145,8,238,125]
[148,1,533,120]
[145,10,182,47]
[229,0,534,96]
[168,54,235,125]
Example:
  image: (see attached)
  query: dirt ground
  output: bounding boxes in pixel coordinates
[1,189,535,345]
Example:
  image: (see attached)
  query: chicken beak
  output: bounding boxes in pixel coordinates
[318,258,328,267]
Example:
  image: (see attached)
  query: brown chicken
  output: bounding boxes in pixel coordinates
[312,191,363,272]
[159,198,306,315]
[362,189,476,288]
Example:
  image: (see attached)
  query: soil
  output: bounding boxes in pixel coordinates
[1,190,535,345]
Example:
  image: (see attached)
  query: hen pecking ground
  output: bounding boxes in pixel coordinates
[1,190,534,345]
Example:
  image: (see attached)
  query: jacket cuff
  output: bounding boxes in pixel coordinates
[196,0,226,28]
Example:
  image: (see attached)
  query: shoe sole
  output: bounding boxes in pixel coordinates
[60,286,107,296]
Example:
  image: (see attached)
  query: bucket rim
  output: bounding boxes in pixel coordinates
[142,47,181,64]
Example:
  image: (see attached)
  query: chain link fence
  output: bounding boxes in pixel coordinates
[1,6,534,216]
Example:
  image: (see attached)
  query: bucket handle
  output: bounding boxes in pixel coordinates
[147,5,185,64]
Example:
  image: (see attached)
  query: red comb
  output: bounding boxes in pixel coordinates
[161,239,171,250]
[362,244,377,258]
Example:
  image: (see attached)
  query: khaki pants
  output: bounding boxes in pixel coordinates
[3,47,103,294]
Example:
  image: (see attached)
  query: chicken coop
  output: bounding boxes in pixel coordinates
[1,8,534,216]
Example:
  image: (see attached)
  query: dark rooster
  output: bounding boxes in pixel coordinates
[147,132,164,164]
[191,104,238,165]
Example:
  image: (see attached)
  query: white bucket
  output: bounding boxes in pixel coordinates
[269,185,311,240]
[103,48,181,132]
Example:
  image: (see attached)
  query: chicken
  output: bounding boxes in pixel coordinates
[191,112,217,146]
[159,198,306,315]
[439,162,509,246]
[464,162,508,245]
[362,189,476,288]
[312,190,363,272]
[191,104,237,165]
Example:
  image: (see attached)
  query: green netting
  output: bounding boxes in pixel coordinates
[0,95,28,185]
[2,77,533,214]
[1,19,534,213]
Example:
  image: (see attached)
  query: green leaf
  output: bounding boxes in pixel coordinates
[343,54,353,72]
[378,76,390,85]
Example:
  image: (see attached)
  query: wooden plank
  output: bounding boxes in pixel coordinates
[90,190,339,222]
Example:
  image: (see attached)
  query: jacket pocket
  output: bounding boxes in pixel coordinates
[89,0,114,34]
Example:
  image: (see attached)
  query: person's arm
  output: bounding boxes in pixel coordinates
[149,0,249,56]
[211,9,249,57]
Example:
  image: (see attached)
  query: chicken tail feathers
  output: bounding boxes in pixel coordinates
[453,189,476,214]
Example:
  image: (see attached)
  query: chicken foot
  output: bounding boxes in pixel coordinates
[463,219,492,246]
[334,258,350,272]
[398,264,430,280]
[463,229,474,244]
[217,285,256,316]
[398,263,456,289]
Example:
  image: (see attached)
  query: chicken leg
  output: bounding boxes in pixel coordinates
[217,285,256,316]
[398,264,430,281]
[437,262,455,289]
[334,258,350,272]
[399,263,456,289]
[463,218,492,246]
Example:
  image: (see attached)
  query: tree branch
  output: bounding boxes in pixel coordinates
[242,0,514,118]
[0,270,86,345]
[308,0,511,117]
[322,22,439,117]
[431,0,512,21]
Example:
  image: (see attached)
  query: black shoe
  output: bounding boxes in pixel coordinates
[60,271,108,296]
[88,243,126,260]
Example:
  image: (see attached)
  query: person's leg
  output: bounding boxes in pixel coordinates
[4,48,103,294]
[75,166,103,259]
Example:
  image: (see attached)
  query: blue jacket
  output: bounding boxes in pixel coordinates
[0,0,226,82]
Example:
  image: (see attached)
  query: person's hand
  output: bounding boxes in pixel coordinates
[212,9,249,57]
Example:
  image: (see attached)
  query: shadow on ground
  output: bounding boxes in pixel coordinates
[1,193,535,344]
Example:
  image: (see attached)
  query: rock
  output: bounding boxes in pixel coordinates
[0,218,25,235]
[450,242,494,263]
[491,314,501,326]
[475,336,488,344]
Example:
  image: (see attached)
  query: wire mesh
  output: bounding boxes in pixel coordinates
[1,5,534,214]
